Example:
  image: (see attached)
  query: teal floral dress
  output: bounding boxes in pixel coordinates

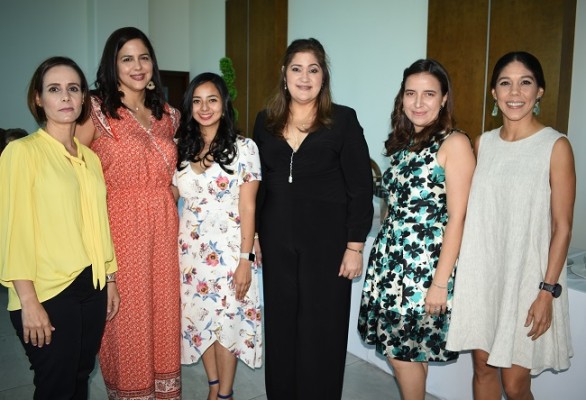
[358,134,458,362]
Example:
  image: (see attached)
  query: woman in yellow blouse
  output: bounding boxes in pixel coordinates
[0,56,118,400]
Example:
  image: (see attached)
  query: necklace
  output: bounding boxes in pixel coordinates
[287,125,303,183]
[122,101,141,112]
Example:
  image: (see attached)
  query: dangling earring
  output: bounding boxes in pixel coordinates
[146,80,155,90]
[533,98,541,116]
[491,99,499,117]
[284,80,288,91]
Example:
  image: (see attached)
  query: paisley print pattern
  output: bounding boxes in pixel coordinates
[358,135,458,362]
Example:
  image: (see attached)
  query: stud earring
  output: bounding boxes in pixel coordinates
[491,100,499,117]
[533,98,541,116]
[146,80,155,90]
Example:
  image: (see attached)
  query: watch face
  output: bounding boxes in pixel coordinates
[553,284,562,298]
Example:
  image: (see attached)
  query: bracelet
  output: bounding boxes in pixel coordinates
[106,273,116,283]
[432,282,448,289]
[346,247,363,254]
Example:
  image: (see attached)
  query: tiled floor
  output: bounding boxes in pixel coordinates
[0,286,439,399]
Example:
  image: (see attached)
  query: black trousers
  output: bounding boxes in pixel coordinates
[261,209,352,400]
[10,267,107,400]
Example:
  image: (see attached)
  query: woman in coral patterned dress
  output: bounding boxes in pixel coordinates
[76,27,181,399]
[174,73,262,400]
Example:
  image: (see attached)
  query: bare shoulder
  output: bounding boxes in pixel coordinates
[551,135,575,171]
[441,130,473,153]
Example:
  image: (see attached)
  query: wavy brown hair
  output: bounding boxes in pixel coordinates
[384,59,455,156]
[265,38,333,137]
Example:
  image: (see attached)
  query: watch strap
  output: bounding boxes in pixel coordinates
[240,252,255,262]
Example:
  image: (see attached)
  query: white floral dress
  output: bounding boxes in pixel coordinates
[175,136,262,368]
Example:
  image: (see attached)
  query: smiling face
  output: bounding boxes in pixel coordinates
[116,38,153,93]
[492,60,544,123]
[402,72,447,133]
[285,51,323,105]
[36,65,83,127]
[192,81,223,135]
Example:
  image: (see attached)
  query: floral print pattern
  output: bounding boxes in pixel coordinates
[358,134,458,362]
[175,137,263,368]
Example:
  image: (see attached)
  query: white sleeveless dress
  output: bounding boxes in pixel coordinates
[446,127,573,374]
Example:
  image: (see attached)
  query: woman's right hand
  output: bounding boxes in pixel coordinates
[20,300,55,347]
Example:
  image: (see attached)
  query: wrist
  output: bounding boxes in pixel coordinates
[432,281,448,289]
[346,247,363,254]
[106,273,116,283]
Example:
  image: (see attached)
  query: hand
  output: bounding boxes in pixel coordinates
[338,248,363,280]
[525,291,553,340]
[233,260,252,301]
[424,284,448,315]
[20,301,55,347]
[253,237,262,266]
[106,282,121,321]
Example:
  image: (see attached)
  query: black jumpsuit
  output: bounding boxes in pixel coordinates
[253,104,373,399]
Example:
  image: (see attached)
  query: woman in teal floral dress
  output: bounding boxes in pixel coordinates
[358,59,475,400]
[174,73,262,400]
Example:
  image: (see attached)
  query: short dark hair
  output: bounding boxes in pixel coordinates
[490,51,546,92]
[27,56,90,125]
[176,72,239,173]
[384,58,455,155]
[94,27,166,119]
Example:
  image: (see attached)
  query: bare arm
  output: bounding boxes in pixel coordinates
[425,132,476,314]
[13,280,55,347]
[526,137,575,340]
[75,117,99,147]
[233,180,260,300]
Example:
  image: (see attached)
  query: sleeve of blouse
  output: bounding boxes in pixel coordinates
[237,138,262,186]
[252,112,266,231]
[0,142,38,286]
[89,96,116,139]
[340,107,374,242]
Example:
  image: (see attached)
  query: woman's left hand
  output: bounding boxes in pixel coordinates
[424,285,448,315]
[338,248,363,280]
[233,260,252,301]
[106,282,121,321]
[525,291,554,340]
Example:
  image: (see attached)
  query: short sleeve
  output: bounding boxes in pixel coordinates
[89,95,116,139]
[237,137,261,186]
[0,142,38,286]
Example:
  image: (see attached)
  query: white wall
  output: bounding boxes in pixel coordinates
[568,0,586,251]
[289,0,428,171]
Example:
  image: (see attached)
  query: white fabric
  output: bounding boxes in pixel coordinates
[446,127,573,374]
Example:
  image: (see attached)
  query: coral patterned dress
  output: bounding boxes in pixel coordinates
[175,137,263,368]
[89,96,182,399]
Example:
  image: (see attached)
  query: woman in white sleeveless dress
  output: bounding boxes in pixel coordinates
[446,52,575,399]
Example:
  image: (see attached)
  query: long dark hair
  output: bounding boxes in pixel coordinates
[265,38,333,137]
[176,72,238,174]
[27,56,91,125]
[93,27,166,120]
[384,59,455,156]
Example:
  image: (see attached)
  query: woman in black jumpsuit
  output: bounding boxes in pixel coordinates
[253,38,373,400]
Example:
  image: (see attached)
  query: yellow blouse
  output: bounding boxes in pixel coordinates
[0,129,117,310]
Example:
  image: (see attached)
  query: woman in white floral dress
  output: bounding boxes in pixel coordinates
[174,72,262,400]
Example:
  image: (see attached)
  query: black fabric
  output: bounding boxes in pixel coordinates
[253,104,373,399]
[10,267,107,400]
